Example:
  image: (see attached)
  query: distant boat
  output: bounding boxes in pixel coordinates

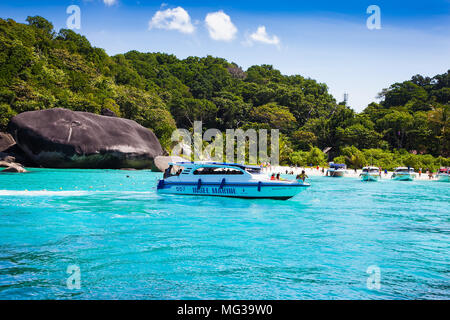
[437,167,450,182]
[157,162,310,200]
[392,167,416,181]
[326,163,347,177]
[360,166,380,182]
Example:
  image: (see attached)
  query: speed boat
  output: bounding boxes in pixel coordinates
[437,167,450,182]
[326,163,347,177]
[156,162,310,200]
[360,166,380,182]
[391,167,416,181]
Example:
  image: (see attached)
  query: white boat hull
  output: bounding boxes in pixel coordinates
[328,170,346,177]
[157,181,309,200]
[361,173,380,182]
[392,173,415,181]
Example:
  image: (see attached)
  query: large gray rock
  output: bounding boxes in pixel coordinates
[7,108,164,169]
[0,132,34,166]
[154,156,186,172]
[0,160,27,173]
[0,152,15,163]
[0,132,15,152]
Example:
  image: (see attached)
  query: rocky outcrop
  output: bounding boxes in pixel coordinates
[7,108,164,169]
[154,156,186,172]
[0,132,15,152]
[0,152,15,163]
[0,132,34,167]
[101,108,117,117]
[0,160,27,173]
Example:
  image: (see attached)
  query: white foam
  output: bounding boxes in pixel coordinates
[0,190,89,197]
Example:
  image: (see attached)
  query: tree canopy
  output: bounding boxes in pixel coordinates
[0,17,448,165]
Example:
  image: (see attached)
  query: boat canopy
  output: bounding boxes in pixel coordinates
[362,166,379,172]
[329,163,346,169]
[394,167,414,172]
[168,161,262,172]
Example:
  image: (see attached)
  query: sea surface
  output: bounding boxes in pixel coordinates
[0,168,449,299]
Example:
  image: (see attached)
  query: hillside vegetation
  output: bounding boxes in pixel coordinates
[0,17,448,168]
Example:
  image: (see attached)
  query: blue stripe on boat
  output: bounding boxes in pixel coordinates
[158,181,309,188]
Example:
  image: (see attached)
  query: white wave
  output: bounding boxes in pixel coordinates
[0,190,89,197]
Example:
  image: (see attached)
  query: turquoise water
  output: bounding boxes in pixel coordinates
[0,168,448,299]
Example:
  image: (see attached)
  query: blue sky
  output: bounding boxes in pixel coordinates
[1,0,449,111]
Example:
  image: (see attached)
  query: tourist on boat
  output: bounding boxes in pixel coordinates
[276,173,281,180]
[270,174,276,180]
[163,165,173,179]
[296,170,308,182]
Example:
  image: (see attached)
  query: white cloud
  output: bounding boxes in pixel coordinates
[103,0,117,6]
[248,26,280,46]
[149,6,195,34]
[205,11,237,41]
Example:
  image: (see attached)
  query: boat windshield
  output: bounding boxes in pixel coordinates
[330,164,346,170]
[245,167,261,174]
[193,167,244,175]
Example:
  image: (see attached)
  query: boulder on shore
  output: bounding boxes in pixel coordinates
[0,131,34,167]
[7,108,164,169]
[0,160,27,173]
[154,156,187,172]
[0,152,15,163]
[0,132,15,152]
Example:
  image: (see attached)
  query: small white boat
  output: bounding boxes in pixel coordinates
[392,167,416,181]
[360,166,381,182]
[437,167,450,182]
[326,163,347,177]
[157,162,310,200]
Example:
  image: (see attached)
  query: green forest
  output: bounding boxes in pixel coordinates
[0,17,449,170]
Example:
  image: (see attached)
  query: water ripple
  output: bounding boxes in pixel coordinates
[0,169,449,299]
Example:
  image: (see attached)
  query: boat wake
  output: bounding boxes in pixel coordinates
[0,190,89,197]
[0,190,155,197]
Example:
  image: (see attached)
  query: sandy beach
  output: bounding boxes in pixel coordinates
[263,166,439,181]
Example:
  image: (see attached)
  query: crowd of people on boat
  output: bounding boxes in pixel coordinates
[163,165,182,179]
[269,170,309,182]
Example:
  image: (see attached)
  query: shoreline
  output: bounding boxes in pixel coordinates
[264,166,441,181]
[11,165,444,182]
